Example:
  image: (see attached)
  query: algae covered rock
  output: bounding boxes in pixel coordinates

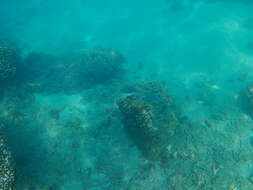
[117,82,181,163]
[0,41,19,82]
[0,131,15,190]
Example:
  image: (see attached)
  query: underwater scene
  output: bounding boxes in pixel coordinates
[1,0,253,189]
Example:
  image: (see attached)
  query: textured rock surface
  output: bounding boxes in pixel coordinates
[118,82,181,164]
[79,49,125,84]
[0,131,15,190]
[0,41,19,82]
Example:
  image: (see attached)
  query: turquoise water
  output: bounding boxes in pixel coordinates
[1,0,253,189]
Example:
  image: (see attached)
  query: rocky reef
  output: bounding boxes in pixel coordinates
[78,49,125,84]
[0,41,20,83]
[0,126,15,190]
[246,84,253,106]
[118,81,181,164]
[22,49,126,94]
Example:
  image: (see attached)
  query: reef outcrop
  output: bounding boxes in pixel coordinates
[23,49,126,94]
[0,127,15,190]
[0,41,20,83]
[118,82,180,164]
[246,84,253,106]
[78,49,125,84]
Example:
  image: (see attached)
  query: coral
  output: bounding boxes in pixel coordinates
[118,95,154,136]
[0,126,15,190]
[0,41,19,82]
[79,49,125,84]
[117,81,180,164]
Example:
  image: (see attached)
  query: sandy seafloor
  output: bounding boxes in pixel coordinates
[1,0,253,189]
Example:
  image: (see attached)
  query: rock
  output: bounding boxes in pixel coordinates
[0,41,20,83]
[0,130,15,190]
[117,81,181,164]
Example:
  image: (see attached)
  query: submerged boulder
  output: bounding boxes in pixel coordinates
[23,49,126,94]
[0,41,20,83]
[118,82,181,164]
[0,131,15,190]
[79,49,125,84]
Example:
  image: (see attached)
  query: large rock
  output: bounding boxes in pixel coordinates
[118,82,181,164]
[0,41,20,83]
[23,49,125,94]
[0,131,15,190]
[78,49,125,84]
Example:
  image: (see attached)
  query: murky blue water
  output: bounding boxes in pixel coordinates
[1,0,253,189]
